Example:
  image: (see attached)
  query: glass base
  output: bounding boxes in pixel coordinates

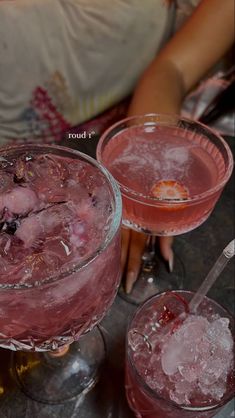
[12,327,106,404]
[119,251,185,306]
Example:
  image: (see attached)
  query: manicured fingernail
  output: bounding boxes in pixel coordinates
[126,272,136,294]
[168,253,174,273]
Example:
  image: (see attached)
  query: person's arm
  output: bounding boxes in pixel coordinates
[128,0,234,117]
[123,0,234,294]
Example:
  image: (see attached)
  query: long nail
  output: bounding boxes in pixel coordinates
[126,271,136,294]
[168,252,174,273]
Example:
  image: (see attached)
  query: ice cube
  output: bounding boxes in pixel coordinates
[198,379,227,401]
[18,250,61,284]
[179,315,209,344]
[43,237,73,264]
[128,329,151,354]
[144,352,169,392]
[199,357,224,386]
[160,313,234,405]
[15,202,73,248]
[174,375,195,394]
[161,336,184,375]
[145,369,166,392]
[69,220,88,249]
[169,389,190,405]
[25,154,70,203]
[3,187,38,215]
[207,317,233,351]
[15,216,42,248]
[161,316,205,376]
[178,364,200,383]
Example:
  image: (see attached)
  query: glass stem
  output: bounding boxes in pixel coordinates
[142,235,156,262]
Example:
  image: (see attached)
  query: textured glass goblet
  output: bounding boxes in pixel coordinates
[0,144,122,404]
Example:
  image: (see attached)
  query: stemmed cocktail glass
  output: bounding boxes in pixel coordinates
[97,114,233,304]
[0,144,122,405]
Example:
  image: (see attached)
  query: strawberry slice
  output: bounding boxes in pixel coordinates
[151,180,189,201]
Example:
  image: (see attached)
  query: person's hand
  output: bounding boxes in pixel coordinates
[121,227,174,294]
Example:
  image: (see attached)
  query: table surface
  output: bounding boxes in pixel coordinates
[0,135,234,418]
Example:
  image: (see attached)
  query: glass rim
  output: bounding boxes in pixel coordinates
[0,143,122,291]
[97,113,234,205]
[126,290,235,412]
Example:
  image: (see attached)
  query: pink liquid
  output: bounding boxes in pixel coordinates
[126,292,234,418]
[102,125,226,235]
[0,149,121,351]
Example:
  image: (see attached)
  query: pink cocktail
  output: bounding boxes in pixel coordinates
[0,144,122,403]
[97,115,233,304]
[97,116,233,236]
[126,291,234,418]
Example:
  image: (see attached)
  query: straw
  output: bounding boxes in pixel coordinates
[189,239,235,314]
[131,240,235,352]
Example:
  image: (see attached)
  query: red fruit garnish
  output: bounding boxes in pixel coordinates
[158,292,189,332]
[151,180,189,201]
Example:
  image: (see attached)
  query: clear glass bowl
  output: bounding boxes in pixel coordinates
[97,114,233,236]
[126,290,234,418]
[0,144,122,403]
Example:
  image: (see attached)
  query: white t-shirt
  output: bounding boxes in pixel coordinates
[0,0,199,145]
